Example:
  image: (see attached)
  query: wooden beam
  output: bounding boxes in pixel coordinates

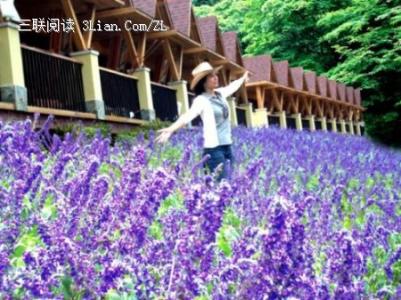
[122,28,140,68]
[329,104,334,119]
[107,35,122,69]
[145,40,162,61]
[183,47,206,55]
[300,96,307,115]
[137,32,147,67]
[163,39,179,81]
[210,59,229,66]
[60,0,86,51]
[84,4,96,49]
[291,95,297,113]
[348,109,354,121]
[279,91,284,111]
[271,89,281,111]
[316,99,323,118]
[96,7,137,19]
[176,47,183,79]
[295,95,299,114]
[148,31,176,39]
[256,86,265,109]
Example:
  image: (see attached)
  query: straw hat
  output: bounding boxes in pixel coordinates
[190,62,223,91]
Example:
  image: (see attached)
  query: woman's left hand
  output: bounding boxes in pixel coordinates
[155,127,173,144]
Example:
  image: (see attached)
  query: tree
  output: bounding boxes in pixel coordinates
[318,0,401,147]
[241,0,351,74]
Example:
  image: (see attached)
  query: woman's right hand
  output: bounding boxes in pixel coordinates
[243,71,250,83]
[155,127,174,144]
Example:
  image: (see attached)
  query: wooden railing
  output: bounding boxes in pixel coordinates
[302,119,310,131]
[286,116,297,129]
[268,114,280,127]
[236,107,247,126]
[151,82,178,122]
[21,45,86,112]
[99,67,141,118]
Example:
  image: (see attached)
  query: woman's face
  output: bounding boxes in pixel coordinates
[204,72,219,91]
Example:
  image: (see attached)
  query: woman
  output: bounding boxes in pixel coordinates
[155,62,249,181]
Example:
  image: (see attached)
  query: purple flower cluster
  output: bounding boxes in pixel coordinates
[1,116,401,299]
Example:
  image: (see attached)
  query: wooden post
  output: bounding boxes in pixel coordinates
[70,50,105,119]
[168,80,189,116]
[133,67,155,121]
[292,113,302,131]
[307,115,316,132]
[330,118,337,132]
[355,122,362,136]
[279,111,287,129]
[0,22,27,111]
[319,117,327,131]
[244,103,254,128]
[340,119,347,134]
[348,120,355,135]
[253,108,268,127]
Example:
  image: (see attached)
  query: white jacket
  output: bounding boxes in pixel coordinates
[179,75,246,148]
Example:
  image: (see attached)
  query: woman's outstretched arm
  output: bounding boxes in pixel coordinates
[215,71,249,99]
[155,96,204,144]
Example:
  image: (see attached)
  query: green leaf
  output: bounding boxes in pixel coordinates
[61,276,74,299]
[343,215,352,230]
[148,221,164,240]
[42,193,57,219]
[10,257,25,268]
[306,175,319,191]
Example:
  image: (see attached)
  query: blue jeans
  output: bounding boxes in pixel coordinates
[202,144,234,182]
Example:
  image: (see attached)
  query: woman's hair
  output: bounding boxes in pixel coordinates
[194,76,208,96]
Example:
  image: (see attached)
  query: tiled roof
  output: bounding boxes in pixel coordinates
[337,83,346,101]
[304,71,316,93]
[272,61,289,86]
[165,0,191,36]
[354,88,361,106]
[346,86,354,103]
[290,67,304,90]
[328,80,337,100]
[317,76,328,97]
[197,16,218,52]
[222,31,243,65]
[127,0,156,18]
[243,55,272,82]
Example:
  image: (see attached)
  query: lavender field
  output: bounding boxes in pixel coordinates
[1,116,401,299]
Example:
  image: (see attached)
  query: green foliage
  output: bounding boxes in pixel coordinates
[242,0,350,73]
[319,0,401,147]
[114,119,172,143]
[52,118,172,145]
[216,207,242,257]
[53,122,111,139]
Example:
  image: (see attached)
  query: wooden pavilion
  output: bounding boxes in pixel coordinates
[0,0,365,135]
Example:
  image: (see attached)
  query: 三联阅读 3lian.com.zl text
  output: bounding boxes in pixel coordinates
[82,19,168,32]
[19,18,168,33]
